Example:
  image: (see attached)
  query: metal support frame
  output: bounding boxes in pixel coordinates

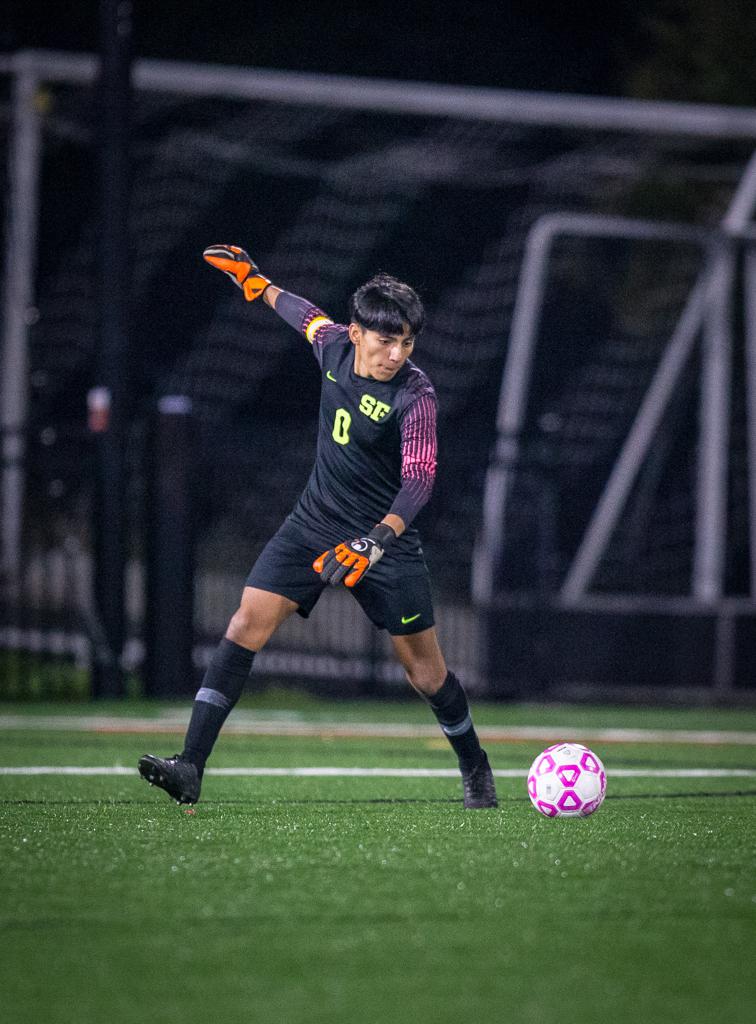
[473,146,756,610]
[562,152,756,603]
[472,214,711,605]
[560,260,713,603]
[694,240,734,602]
[0,60,42,591]
[745,249,756,597]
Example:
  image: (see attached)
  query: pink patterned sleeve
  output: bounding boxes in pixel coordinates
[389,392,438,527]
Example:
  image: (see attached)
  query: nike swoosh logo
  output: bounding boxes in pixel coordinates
[326,370,337,382]
[401,613,421,624]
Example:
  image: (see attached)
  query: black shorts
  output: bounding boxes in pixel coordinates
[246,518,435,635]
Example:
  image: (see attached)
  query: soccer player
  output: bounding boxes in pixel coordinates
[138,245,497,809]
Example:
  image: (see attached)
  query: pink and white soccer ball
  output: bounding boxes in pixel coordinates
[527,742,606,818]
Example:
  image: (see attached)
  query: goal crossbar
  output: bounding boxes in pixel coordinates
[3,49,756,139]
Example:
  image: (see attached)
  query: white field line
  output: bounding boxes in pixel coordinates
[1,715,756,746]
[1,766,755,778]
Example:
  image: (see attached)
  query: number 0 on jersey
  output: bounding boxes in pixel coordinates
[332,408,351,445]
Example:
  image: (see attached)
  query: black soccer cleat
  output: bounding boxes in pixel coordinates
[462,750,498,809]
[138,753,201,805]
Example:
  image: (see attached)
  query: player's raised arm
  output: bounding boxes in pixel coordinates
[202,244,340,352]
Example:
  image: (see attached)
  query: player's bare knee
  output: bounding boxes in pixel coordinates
[225,608,270,651]
[404,665,445,697]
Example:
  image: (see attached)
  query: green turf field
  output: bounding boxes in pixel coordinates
[2,696,755,1024]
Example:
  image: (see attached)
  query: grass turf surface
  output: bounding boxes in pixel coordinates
[1,699,755,1024]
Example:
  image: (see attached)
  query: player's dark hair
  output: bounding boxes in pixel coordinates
[349,273,424,337]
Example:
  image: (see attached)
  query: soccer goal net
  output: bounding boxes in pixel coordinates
[2,52,756,696]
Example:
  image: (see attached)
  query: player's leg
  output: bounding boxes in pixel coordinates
[390,626,497,808]
[180,587,297,775]
[139,517,326,803]
[351,559,498,809]
[138,587,297,803]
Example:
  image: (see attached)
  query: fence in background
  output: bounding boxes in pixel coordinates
[0,541,484,698]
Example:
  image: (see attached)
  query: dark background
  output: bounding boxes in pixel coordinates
[4,0,756,105]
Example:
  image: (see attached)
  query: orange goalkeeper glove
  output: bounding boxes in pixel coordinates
[202,244,271,301]
[313,524,396,588]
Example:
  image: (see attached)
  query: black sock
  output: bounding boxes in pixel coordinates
[181,637,255,773]
[427,671,484,772]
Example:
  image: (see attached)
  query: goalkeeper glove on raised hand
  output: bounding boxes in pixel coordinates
[313,523,396,588]
[202,244,272,301]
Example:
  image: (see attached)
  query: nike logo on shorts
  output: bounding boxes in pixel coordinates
[401,613,421,624]
[326,370,337,382]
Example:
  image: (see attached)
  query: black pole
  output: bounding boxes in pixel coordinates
[144,398,196,698]
[90,0,133,698]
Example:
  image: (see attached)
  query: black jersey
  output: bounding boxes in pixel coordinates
[274,291,438,561]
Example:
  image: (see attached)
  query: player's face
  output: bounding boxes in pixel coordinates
[348,323,415,381]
